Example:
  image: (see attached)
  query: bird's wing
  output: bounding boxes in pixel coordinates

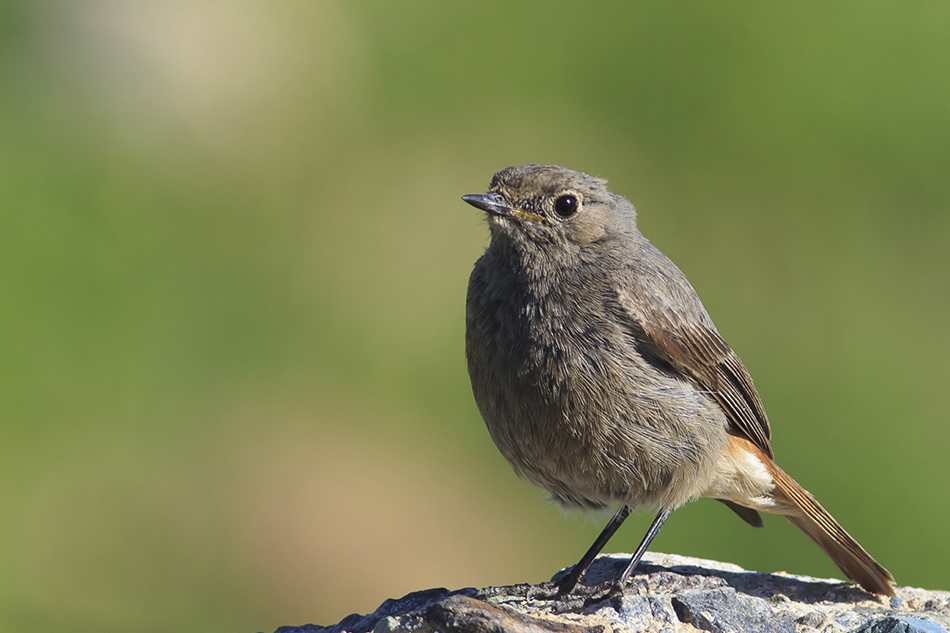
[612,276,774,459]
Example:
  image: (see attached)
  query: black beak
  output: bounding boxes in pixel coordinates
[461,192,513,217]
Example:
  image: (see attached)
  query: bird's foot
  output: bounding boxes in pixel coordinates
[532,580,624,613]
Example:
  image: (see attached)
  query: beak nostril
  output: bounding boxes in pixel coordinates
[461,192,512,217]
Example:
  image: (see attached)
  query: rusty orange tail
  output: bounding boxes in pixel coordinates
[766,461,895,596]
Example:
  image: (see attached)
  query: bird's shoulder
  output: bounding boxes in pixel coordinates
[605,237,774,456]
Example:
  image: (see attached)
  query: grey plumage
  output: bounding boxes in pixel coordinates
[462,164,894,596]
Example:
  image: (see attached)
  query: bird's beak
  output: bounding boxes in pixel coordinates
[461,192,513,217]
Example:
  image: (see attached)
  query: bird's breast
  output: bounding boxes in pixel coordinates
[465,257,729,509]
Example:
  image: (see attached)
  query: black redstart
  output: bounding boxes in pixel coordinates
[462,164,895,596]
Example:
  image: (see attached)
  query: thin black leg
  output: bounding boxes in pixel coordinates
[617,507,673,585]
[556,505,631,595]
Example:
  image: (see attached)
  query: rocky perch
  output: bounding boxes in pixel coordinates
[275,553,949,633]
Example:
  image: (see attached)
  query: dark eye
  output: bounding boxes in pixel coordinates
[553,194,579,218]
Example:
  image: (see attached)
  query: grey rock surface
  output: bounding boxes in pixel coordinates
[274,553,949,633]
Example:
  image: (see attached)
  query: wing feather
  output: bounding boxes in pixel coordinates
[612,268,773,458]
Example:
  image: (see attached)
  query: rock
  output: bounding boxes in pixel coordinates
[273,552,950,633]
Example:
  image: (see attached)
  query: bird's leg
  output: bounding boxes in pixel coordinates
[556,505,631,595]
[617,507,673,586]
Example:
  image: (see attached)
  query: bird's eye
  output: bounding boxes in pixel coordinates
[553,194,579,218]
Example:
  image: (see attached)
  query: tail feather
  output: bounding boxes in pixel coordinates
[769,465,895,597]
[719,499,764,528]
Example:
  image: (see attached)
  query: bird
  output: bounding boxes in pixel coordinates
[461,164,895,597]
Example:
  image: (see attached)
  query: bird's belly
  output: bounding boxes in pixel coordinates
[469,327,730,511]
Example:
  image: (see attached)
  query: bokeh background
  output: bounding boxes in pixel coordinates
[2,1,949,632]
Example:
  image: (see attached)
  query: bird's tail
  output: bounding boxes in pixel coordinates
[767,461,895,597]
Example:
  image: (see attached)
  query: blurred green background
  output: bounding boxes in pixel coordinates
[2,1,948,631]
